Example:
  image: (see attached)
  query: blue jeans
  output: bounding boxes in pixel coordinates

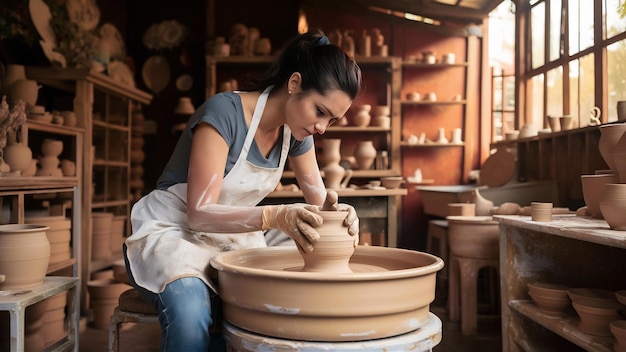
[123,245,226,352]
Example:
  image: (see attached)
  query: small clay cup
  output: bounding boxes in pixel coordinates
[531,202,553,222]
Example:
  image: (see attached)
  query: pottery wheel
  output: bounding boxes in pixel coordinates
[210,246,443,342]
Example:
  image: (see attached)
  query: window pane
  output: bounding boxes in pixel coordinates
[607,39,626,122]
[574,55,595,127]
[530,74,545,127]
[549,0,562,61]
[569,0,594,56]
[605,0,626,39]
[546,68,563,121]
[531,2,546,68]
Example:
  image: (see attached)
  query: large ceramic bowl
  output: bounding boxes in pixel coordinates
[210,246,443,342]
[572,300,623,336]
[568,288,618,306]
[528,282,571,315]
[611,320,626,352]
[447,216,499,259]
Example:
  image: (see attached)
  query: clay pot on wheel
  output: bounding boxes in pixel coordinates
[300,211,355,273]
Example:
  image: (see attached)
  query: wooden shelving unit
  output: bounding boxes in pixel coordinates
[25,67,152,312]
[496,214,626,352]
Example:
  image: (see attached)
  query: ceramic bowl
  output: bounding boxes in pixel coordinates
[616,290,626,306]
[528,292,571,316]
[528,282,570,300]
[611,320,626,350]
[581,174,618,218]
[380,176,403,189]
[568,288,618,306]
[572,300,623,336]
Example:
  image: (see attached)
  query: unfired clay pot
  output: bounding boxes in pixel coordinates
[211,245,443,341]
[599,123,626,173]
[581,174,617,218]
[447,216,499,259]
[300,211,354,273]
[354,140,377,170]
[0,224,50,290]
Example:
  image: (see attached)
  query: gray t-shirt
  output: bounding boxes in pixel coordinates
[156,91,313,190]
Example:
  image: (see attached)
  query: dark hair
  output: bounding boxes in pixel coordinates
[252,30,361,100]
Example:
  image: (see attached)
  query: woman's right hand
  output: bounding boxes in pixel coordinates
[262,204,323,253]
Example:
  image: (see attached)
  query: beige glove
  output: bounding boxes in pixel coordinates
[262,204,323,253]
[316,190,360,245]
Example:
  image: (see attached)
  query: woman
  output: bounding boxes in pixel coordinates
[123,30,362,351]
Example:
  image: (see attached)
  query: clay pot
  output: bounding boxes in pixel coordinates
[581,174,617,218]
[110,215,126,255]
[448,203,476,216]
[24,216,71,265]
[354,141,377,170]
[611,320,626,351]
[1,64,26,96]
[447,216,499,259]
[599,123,626,173]
[40,292,68,345]
[8,79,39,106]
[87,278,132,329]
[60,159,76,176]
[91,212,114,260]
[613,132,626,183]
[350,104,371,127]
[380,176,403,189]
[599,183,626,230]
[527,282,571,316]
[300,211,355,273]
[41,139,63,157]
[36,156,61,176]
[0,224,50,290]
[3,131,33,174]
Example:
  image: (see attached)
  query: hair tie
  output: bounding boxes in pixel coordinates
[317,35,331,46]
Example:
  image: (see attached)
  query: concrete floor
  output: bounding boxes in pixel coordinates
[78,293,502,351]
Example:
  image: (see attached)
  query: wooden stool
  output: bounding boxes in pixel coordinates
[108,288,159,352]
[447,254,499,335]
[426,219,449,280]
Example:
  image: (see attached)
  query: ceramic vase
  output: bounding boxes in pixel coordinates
[299,211,355,273]
[0,224,50,290]
[350,104,371,127]
[354,140,377,170]
[598,123,626,173]
[599,183,626,230]
[3,131,32,174]
[322,139,352,189]
[8,78,39,106]
[581,174,618,218]
[471,188,494,216]
[613,132,626,183]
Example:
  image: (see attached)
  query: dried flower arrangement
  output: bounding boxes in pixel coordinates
[0,96,27,173]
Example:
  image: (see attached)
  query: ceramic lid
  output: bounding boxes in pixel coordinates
[480,149,516,187]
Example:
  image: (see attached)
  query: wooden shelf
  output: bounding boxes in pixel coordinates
[326,126,390,132]
[0,177,78,191]
[267,188,408,198]
[401,142,465,147]
[25,120,85,135]
[282,169,399,178]
[510,300,614,352]
[47,258,78,275]
[402,62,469,68]
[401,100,467,106]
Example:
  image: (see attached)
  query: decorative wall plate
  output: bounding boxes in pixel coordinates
[141,55,170,94]
[480,148,515,187]
[175,74,193,92]
[66,0,100,31]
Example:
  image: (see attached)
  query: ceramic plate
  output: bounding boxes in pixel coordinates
[142,55,170,94]
[175,74,193,92]
[66,0,100,31]
[29,0,56,45]
[480,148,515,187]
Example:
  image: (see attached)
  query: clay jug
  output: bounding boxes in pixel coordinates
[471,188,494,216]
[598,123,626,173]
[300,211,355,273]
[354,140,377,170]
[0,224,50,290]
[3,131,32,174]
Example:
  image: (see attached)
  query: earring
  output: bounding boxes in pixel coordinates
[288,90,292,95]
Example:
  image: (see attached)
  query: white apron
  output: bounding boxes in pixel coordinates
[126,87,291,293]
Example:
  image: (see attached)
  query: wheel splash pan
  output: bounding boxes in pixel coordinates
[210,246,444,342]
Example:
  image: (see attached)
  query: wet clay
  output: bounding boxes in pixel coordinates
[300,210,354,273]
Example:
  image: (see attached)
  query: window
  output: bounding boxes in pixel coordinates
[519,0,626,133]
